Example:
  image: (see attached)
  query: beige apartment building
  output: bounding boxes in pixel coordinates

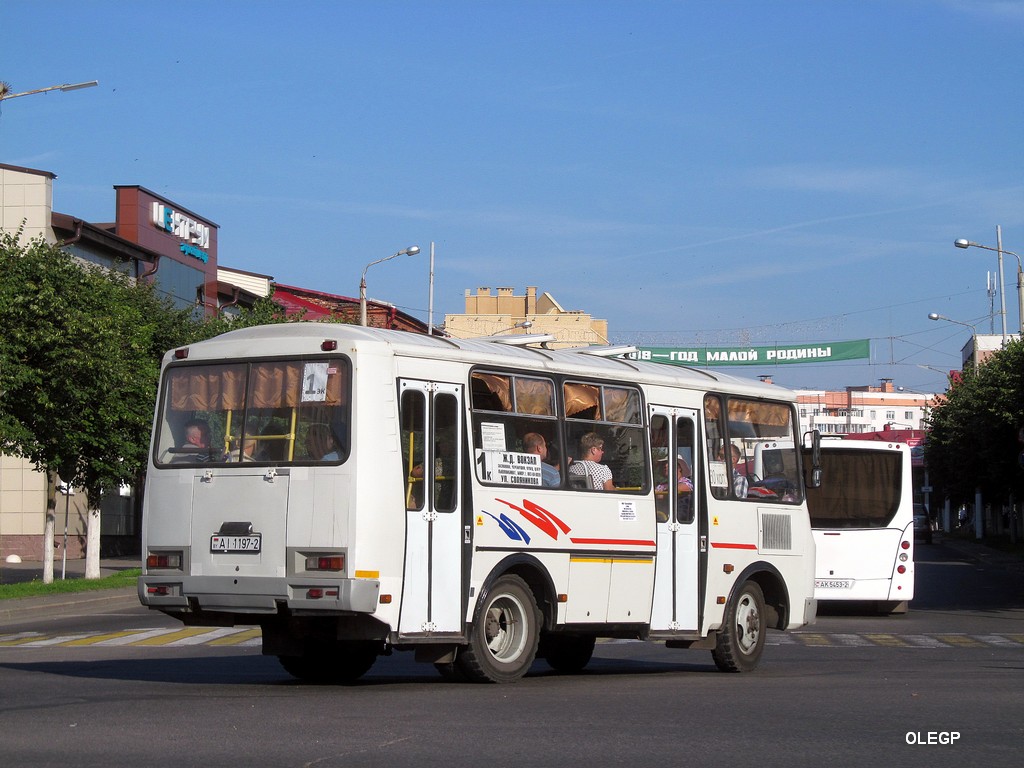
[794,379,937,435]
[444,286,609,348]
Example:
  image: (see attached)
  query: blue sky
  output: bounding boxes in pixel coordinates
[2,1,1022,393]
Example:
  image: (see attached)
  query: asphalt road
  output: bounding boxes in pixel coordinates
[1,536,1021,768]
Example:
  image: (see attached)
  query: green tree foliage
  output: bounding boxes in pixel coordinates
[925,338,1024,506]
[0,229,192,507]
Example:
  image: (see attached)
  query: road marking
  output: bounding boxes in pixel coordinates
[4,628,1024,650]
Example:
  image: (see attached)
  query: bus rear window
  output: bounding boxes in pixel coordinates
[154,357,351,467]
[803,448,903,528]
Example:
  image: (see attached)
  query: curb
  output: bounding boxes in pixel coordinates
[0,587,138,627]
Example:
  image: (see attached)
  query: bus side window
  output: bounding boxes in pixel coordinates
[433,393,459,512]
[401,390,426,511]
[651,414,671,521]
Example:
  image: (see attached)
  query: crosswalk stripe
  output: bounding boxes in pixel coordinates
[66,630,152,646]
[935,634,985,648]
[133,627,221,646]
[208,628,262,646]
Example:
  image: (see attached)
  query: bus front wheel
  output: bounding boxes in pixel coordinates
[456,574,540,683]
[712,580,767,673]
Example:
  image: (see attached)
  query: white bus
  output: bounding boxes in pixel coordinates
[753,438,913,612]
[139,324,818,683]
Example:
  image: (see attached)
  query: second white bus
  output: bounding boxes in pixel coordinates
[803,438,914,612]
[139,324,819,683]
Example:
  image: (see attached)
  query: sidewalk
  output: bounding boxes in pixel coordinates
[0,556,142,628]
[937,532,1024,572]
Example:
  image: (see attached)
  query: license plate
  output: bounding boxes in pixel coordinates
[210,534,262,553]
[815,578,853,589]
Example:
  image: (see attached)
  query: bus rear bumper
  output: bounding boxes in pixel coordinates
[138,575,380,615]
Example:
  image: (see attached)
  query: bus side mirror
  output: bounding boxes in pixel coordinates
[803,429,822,489]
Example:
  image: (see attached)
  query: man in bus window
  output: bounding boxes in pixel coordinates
[717,443,748,498]
[523,432,560,487]
[569,432,614,490]
[178,419,212,460]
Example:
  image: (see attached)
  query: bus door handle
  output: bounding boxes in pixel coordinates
[699,535,708,553]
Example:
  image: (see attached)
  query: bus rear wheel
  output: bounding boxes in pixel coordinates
[712,580,766,673]
[456,574,540,683]
[278,640,378,684]
[540,633,596,674]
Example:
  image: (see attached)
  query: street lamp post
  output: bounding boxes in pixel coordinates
[955,226,1022,339]
[0,80,99,101]
[928,312,979,367]
[359,245,420,327]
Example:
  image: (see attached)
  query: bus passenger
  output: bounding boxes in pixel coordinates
[718,443,748,498]
[523,432,560,487]
[176,419,212,460]
[228,438,257,462]
[306,423,340,461]
[569,432,614,490]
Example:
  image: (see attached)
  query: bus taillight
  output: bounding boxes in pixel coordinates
[306,555,344,572]
[147,552,182,569]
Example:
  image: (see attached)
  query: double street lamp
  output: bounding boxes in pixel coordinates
[359,245,420,326]
[954,226,1022,339]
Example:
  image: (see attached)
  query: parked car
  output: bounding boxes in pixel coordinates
[913,503,933,544]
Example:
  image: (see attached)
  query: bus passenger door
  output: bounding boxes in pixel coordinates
[397,380,464,637]
[649,408,700,633]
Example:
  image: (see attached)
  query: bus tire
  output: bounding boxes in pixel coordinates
[712,580,766,673]
[540,633,596,674]
[278,640,378,684]
[434,661,468,682]
[456,574,540,683]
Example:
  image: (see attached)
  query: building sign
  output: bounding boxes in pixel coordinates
[151,202,210,263]
[628,339,870,367]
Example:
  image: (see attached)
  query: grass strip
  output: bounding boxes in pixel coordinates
[0,569,141,601]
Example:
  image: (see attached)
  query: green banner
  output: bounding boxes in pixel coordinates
[629,339,870,367]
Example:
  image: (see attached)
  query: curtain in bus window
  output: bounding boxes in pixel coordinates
[564,383,601,420]
[604,387,641,424]
[727,399,791,433]
[514,377,555,416]
[471,373,512,412]
[249,362,344,409]
[168,364,248,411]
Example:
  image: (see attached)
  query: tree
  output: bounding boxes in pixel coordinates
[0,229,192,578]
[926,338,1024,516]
[1,228,347,578]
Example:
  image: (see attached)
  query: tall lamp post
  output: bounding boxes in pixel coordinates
[0,80,99,102]
[359,245,420,327]
[928,312,979,367]
[954,226,1022,340]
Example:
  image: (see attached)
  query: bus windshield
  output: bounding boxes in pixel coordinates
[153,356,351,466]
